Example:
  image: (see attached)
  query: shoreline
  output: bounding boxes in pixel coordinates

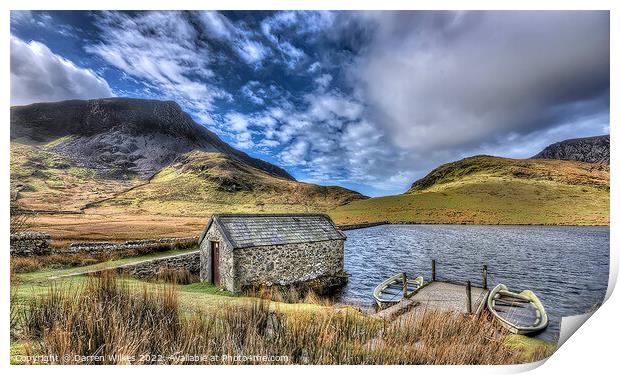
[337,220,609,229]
[338,221,389,231]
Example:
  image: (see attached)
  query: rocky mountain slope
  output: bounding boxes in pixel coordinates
[11,98,292,180]
[10,98,366,217]
[531,135,609,164]
[331,155,609,226]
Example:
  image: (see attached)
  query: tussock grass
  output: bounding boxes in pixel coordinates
[12,274,546,365]
[155,267,199,285]
[245,285,335,306]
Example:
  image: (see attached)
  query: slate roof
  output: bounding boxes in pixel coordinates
[199,214,346,249]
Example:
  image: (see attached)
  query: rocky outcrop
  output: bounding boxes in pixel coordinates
[532,135,610,164]
[11,98,293,180]
[10,232,51,256]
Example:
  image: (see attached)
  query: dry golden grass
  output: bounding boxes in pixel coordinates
[27,213,206,244]
[12,274,548,365]
[244,285,336,306]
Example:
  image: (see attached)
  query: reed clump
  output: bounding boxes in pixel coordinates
[244,285,335,306]
[14,274,545,365]
[155,267,199,285]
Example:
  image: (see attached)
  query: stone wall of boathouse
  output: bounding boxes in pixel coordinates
[234,240,345,292]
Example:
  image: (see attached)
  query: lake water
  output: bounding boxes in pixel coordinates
[338,225,610,341]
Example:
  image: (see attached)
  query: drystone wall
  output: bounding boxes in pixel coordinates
[66,237,197,253]
[10,232,51,256]
[116,251,200,279]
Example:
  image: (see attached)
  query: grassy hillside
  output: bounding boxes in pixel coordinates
[10,143,138,211]
[11,145,366,241]
[90,150,366,216]
[330,156,609,226]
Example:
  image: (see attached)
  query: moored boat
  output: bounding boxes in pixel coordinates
[487,284,548,335]
[373,272,423,309]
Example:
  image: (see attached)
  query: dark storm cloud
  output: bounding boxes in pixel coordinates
[352,11,609,153]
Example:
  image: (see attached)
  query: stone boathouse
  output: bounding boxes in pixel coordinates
[198,213,347,293]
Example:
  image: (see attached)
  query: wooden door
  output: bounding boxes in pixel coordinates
[210,241,220,285]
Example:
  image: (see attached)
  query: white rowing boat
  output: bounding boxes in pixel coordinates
[487,284,548,335]
[373,272,423,309]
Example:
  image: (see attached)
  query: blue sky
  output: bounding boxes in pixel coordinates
[10,11,610,196]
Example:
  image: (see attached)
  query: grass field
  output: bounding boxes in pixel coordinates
[330,156,609,226]
[11,269,554,364]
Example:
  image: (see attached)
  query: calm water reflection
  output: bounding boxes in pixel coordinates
[339,225,609,341]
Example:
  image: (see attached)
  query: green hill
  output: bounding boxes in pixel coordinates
[76,150,367,216]
[330,156,609,226]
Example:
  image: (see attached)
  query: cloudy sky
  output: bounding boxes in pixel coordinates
[10,11,610,196]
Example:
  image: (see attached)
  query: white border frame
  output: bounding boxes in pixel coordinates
[2,2,617,374]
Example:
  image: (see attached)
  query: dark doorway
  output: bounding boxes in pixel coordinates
[210,241,220,285]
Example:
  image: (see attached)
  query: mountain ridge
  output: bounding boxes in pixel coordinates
[10,97,294,180]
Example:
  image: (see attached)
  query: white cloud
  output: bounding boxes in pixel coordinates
[280,140,310,166]
[219,112,257,150]
[235,39,270,65]
[198,11,270,66]
[307,61,321,73]
[241,81,265,105]
[225,112,250,132]
[10,36,113,105]
[314,74,332,89]
[306,91,363,122]
[260,11,335,68]
[87,11,230,123]
[199,11,234,40]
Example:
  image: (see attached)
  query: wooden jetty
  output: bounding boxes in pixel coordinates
[373,260,490,321]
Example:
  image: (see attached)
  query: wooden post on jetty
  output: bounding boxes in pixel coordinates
[482,264,488,290]
[431,259,436,282]
[402,272,408,297]
[466,280,472,314]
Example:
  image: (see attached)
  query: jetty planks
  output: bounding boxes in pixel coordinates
[373,281,489,321]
